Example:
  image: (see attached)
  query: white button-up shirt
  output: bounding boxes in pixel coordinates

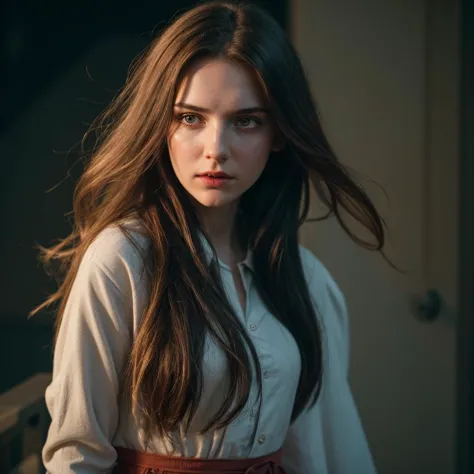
[42,222,377,473]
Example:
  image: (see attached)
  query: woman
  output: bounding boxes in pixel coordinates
[34,2,382,473]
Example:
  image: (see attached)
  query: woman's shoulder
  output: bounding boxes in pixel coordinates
[298,245,349,369]
[80,219,151,295]
[298,245,344,301]
[87,219,148,259]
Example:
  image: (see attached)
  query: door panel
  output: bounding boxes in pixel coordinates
[292,1,459,473]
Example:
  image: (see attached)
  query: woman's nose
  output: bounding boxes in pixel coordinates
[204,123,229,162]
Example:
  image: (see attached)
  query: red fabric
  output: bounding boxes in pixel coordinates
[113,446,286,474]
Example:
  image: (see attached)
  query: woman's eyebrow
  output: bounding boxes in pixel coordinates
[174,102,268,114]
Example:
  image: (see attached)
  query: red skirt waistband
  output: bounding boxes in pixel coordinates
[113,446,286,474]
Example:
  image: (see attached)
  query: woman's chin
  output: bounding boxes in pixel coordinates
[193,193,239,208]
[197,199,229,209]
[193,194,238,210]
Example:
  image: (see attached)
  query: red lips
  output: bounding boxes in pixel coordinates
[198,171,232,178]
[197,171,233,187]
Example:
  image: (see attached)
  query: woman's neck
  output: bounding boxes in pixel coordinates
[195,202,245,266]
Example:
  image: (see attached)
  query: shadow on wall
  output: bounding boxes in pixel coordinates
[0,34,147,393]
[0,0,288,396]
[0,323,53,394]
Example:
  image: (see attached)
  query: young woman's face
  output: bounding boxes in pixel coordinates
[168,58,281,210]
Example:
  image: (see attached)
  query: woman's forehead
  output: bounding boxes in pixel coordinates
[175,58,267,111]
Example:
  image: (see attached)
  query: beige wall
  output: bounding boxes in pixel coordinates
[292,1,459,473]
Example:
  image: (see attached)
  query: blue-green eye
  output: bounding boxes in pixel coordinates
[181,114,200,126]
[236,117,260,128]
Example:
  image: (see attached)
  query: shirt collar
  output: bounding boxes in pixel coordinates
[198,231,254,272]
[120,217,254,271]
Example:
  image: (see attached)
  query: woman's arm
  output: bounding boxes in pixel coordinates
[282,249,376,474]
[43,241,134,474]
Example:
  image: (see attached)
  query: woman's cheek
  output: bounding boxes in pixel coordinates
[170,130,200,158]
[237,135,272,162]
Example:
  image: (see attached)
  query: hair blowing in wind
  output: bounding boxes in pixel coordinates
[32,1,386,440]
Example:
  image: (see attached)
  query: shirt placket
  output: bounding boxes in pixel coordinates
[223,264,274,455]
[243,273,275,456]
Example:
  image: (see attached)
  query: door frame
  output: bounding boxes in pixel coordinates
[457,0,474,472]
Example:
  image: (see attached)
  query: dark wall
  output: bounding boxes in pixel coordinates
[0,0,288,134]
[0,0,288,394]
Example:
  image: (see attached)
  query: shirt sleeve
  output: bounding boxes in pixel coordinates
[281,249,377,474]
[42,249,133,474]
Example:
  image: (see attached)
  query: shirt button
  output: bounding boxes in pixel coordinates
[258,434,266,444]
[249,324,257,331]
[263,370,269,379]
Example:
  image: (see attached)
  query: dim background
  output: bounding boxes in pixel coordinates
[0,1,472,474]
[0,0,287,395]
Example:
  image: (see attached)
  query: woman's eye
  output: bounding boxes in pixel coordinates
[181,114,200,126]
[178,114,260,129]
[236,117,260,128]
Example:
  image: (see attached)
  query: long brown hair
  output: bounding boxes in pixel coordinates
[32,1,386,439]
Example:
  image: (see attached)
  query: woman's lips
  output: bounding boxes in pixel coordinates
[197,174,233,187]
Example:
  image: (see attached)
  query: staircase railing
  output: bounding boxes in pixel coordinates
[0,373,51,474]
